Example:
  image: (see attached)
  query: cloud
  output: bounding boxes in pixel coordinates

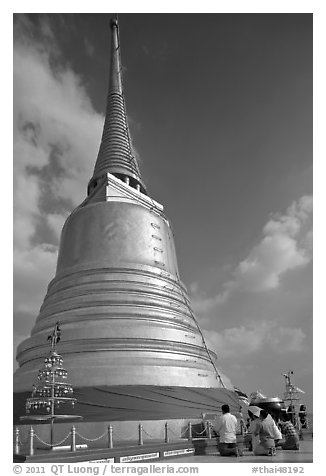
[14,245,58,316]
[235,195,312,292]
[191,285,233,314]
[191,195,312,313]
[14,16,103,215]
[204,322,306,359]
[47,213,68,242]
[235,233,308,292]
[13,15,103,362]
[190,195,312,371]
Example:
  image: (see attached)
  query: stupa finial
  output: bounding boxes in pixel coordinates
[89,14,147,195]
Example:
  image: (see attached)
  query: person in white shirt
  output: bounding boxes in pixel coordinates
[247,406,261,452]
[247,406,282,455]
[215,404,241,456]
[254,409,277,456]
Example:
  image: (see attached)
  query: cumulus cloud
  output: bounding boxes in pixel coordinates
[204,322,306,359]
[13,15,103,363]
[14,245,58,315]
[191,284,233,314]
[191,195,313,313]
[190,195,312,369]
[235,195,312,292]
[47,213,69,242]
[14,35,102,211]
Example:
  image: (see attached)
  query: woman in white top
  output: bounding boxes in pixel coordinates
[247,406,261,452]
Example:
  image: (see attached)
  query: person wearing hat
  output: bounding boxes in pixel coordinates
[247,406,261,452]
[254,409,278,456]
[247,406,282,455]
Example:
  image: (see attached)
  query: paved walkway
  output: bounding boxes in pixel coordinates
[166,440,313,463]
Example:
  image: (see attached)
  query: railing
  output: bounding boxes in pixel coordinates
[13,420,215,456]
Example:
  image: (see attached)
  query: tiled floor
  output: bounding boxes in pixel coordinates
[166,440,313,463]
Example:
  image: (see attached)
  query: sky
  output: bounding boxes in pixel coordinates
[13,13,313,409]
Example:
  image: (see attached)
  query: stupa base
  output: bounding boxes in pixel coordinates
[14,385,239,424]
[14,385,240,457]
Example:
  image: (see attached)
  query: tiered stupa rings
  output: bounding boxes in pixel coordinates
[14,172,231,391]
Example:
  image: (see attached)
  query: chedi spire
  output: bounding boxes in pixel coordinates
[89,15,146,195]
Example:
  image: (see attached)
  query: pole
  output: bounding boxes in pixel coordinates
[50,418,55,449]
[289,371,293,422]
[108,424,113,448]
[14,427,20,454]
[50,366,55,448]
[188,422,192,441]
[284,370,300,429]
[164,422,169,443]
[138,424,143,446]
[29,426,34,456]
[71,425,76,452]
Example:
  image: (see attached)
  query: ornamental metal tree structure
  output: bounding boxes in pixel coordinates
[20,322,82,448]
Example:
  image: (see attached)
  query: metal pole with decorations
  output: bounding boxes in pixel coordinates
[20,322,82,449]
[282,370,307,433]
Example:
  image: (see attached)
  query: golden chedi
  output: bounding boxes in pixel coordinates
[14,16,237,427]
